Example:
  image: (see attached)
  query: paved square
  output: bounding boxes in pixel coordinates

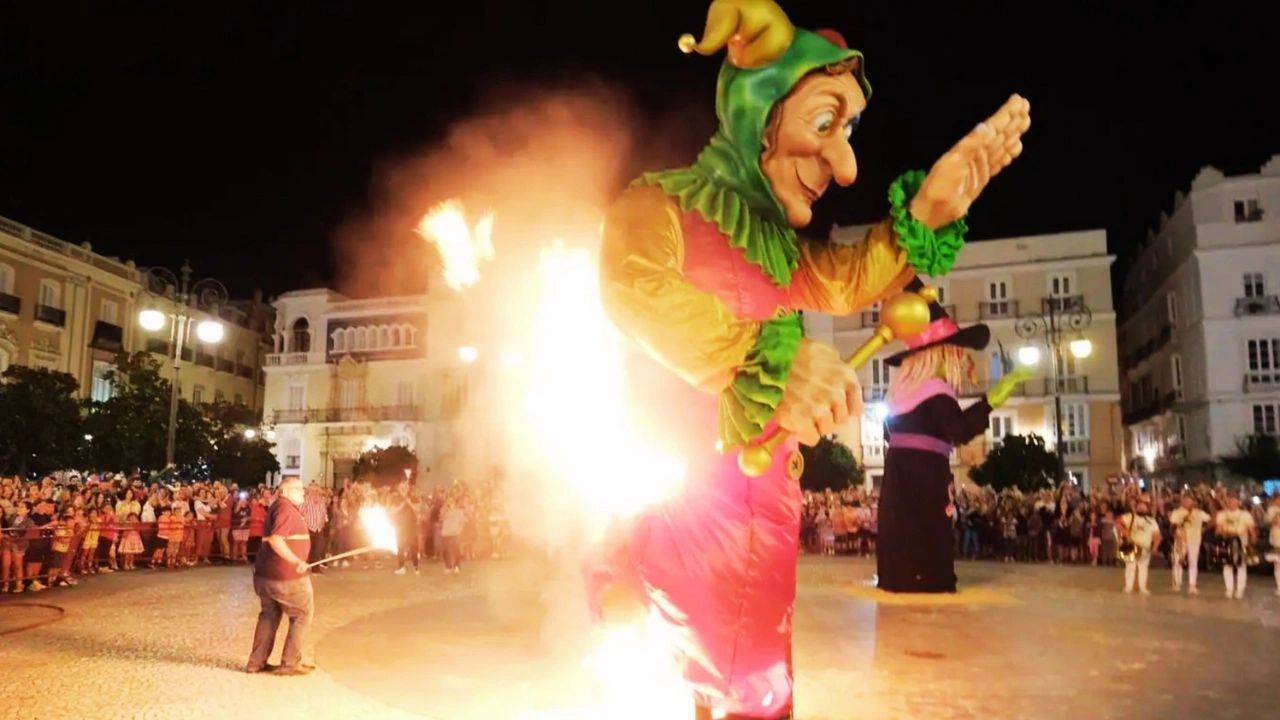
[2,557,1277,719]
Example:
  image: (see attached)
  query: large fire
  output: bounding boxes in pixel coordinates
[415,199,494,291]
[418,200,691,717]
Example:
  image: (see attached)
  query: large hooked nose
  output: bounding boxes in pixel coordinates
[824,136,858,187]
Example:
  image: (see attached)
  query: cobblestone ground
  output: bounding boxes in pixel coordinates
[3,556,1278,720]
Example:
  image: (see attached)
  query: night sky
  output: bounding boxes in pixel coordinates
[2,1,1274,298]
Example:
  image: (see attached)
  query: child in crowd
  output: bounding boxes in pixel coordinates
[77,507,101,574]
[49,510,76,587]
[119,513,144,570]
[231,496,250,562]
[151,507,173,569]
[1,501,33,592]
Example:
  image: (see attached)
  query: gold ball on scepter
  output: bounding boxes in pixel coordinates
[880,288,935,340]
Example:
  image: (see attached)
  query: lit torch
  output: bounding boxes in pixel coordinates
[303,505,398,569]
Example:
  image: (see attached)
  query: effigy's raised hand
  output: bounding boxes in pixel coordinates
[910,94,1031,230]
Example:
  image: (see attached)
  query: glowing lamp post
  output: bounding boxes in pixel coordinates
[137,260,228,469]
[1015,296,1093,482]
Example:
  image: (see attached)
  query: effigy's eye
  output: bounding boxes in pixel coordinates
[812,110,835,134]
[844,115,861,139]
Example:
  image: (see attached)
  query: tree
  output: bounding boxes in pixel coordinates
[354,445,419,487]
[83,352,214,474]
[204,401,279,485]
[0,366,85,476]
[799,436,865,492]
[1219,434,1280,483]
[968,433,1059,492]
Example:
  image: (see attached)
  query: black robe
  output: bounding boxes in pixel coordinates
[876,392,991,593]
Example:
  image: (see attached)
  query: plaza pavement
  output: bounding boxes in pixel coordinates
[2,556,1278,720]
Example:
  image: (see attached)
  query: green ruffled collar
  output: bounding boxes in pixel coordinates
[635,132,799,288]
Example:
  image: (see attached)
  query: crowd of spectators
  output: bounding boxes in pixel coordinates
[802,478,1280,570]
[0,472,508,594]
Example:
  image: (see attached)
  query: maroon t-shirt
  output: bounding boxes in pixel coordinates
[254,498,311,581]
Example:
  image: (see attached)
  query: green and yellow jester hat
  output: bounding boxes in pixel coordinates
[638,0,871,287]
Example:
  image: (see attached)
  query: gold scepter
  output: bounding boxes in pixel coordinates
[736,287,938,478]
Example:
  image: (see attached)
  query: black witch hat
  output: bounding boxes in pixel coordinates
[884,280,990,367]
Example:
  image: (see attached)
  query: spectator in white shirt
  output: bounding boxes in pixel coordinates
[1118,500,1160,595]
[1214,495,1257,600]
[1264,495,1280,596]
[1168,495,1211,594]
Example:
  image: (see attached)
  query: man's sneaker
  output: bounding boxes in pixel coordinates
[394,567,406,575]
[1139,588,1151,596]
[245,663,279,674]
[272,664,315,676]
[1189,587,1199,595]
[1123,587,1133,594]
[26,581,46,592]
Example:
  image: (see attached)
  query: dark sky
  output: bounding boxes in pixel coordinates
[2,1,1275,298]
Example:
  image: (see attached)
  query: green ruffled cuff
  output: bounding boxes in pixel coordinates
[888,169,968,277]
[718,313,804,450]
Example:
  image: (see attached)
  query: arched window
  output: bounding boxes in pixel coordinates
[390,326,401,347]
[331,330,345,352]
[379,326,391,349]
[354,327,367,350]
[290,318,310,353]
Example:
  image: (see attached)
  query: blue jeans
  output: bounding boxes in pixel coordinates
[962,529,980,559]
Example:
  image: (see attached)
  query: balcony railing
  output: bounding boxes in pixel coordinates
[270,405,423,424]
[1234,295,1280,316]
[89,321,125,353]
[264,351,326,367]
[0,213,139,282]
[217,358,235,374]
[1042,295,1084,313]
[1244,372,1280,392]
[34,304,66,327]
[1044,375,1089,394]
[1061,438,1090,459]
[0,292,19,315]
[978,300,1018,320]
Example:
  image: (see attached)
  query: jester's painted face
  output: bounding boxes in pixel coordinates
[759,71,866,228]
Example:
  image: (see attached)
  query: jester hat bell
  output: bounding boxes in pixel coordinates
[884,298,990,367]
[677,0,871,222]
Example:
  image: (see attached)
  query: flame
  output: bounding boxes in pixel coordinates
[523,240,686,540]
[359,505,398,553]
[416,199,494,290]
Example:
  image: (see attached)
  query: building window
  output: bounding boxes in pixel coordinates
[1234,198,1262,223]
[90,361,114,402]
[1246,338,1280,384]
[1165,292,1178,324]
[354,327,368,350]
[391,326,402,347]
[986,279,1011,316]
[214,389,225,403]
[1176,415,1187,445]
[989,351,1005,384]
[1066,467,1088,489]
[1244,272,1265,298]
[39,280,61,309]
[1048,273,1072,297]
[0,264,14,295]
[234,393,244,406]
[1062,402,1089,438]
[397,380,414,407]
[193,385,205,405]
[290,318,310,353]
[1170,354,1183,397]
[284,436,302,468]
[99,299,119,325]
[331,330,346,352]
[339,379,359,408]
[1253,404,1279,435]
[287,383,305,411]
[989,413,1015,448]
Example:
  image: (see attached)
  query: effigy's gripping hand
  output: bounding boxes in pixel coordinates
[985,367,1034,408]
[910,94,1031,230]
[775,339,861,447]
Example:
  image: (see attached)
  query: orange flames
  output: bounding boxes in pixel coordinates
[415,199,494,291]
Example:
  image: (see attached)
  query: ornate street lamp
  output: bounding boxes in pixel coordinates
[137,260,229,469]
[1014,297,1092,481]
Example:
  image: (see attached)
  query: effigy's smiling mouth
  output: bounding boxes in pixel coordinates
[795,168,824,202]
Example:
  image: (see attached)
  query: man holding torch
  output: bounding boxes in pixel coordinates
[245,477,316,676]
